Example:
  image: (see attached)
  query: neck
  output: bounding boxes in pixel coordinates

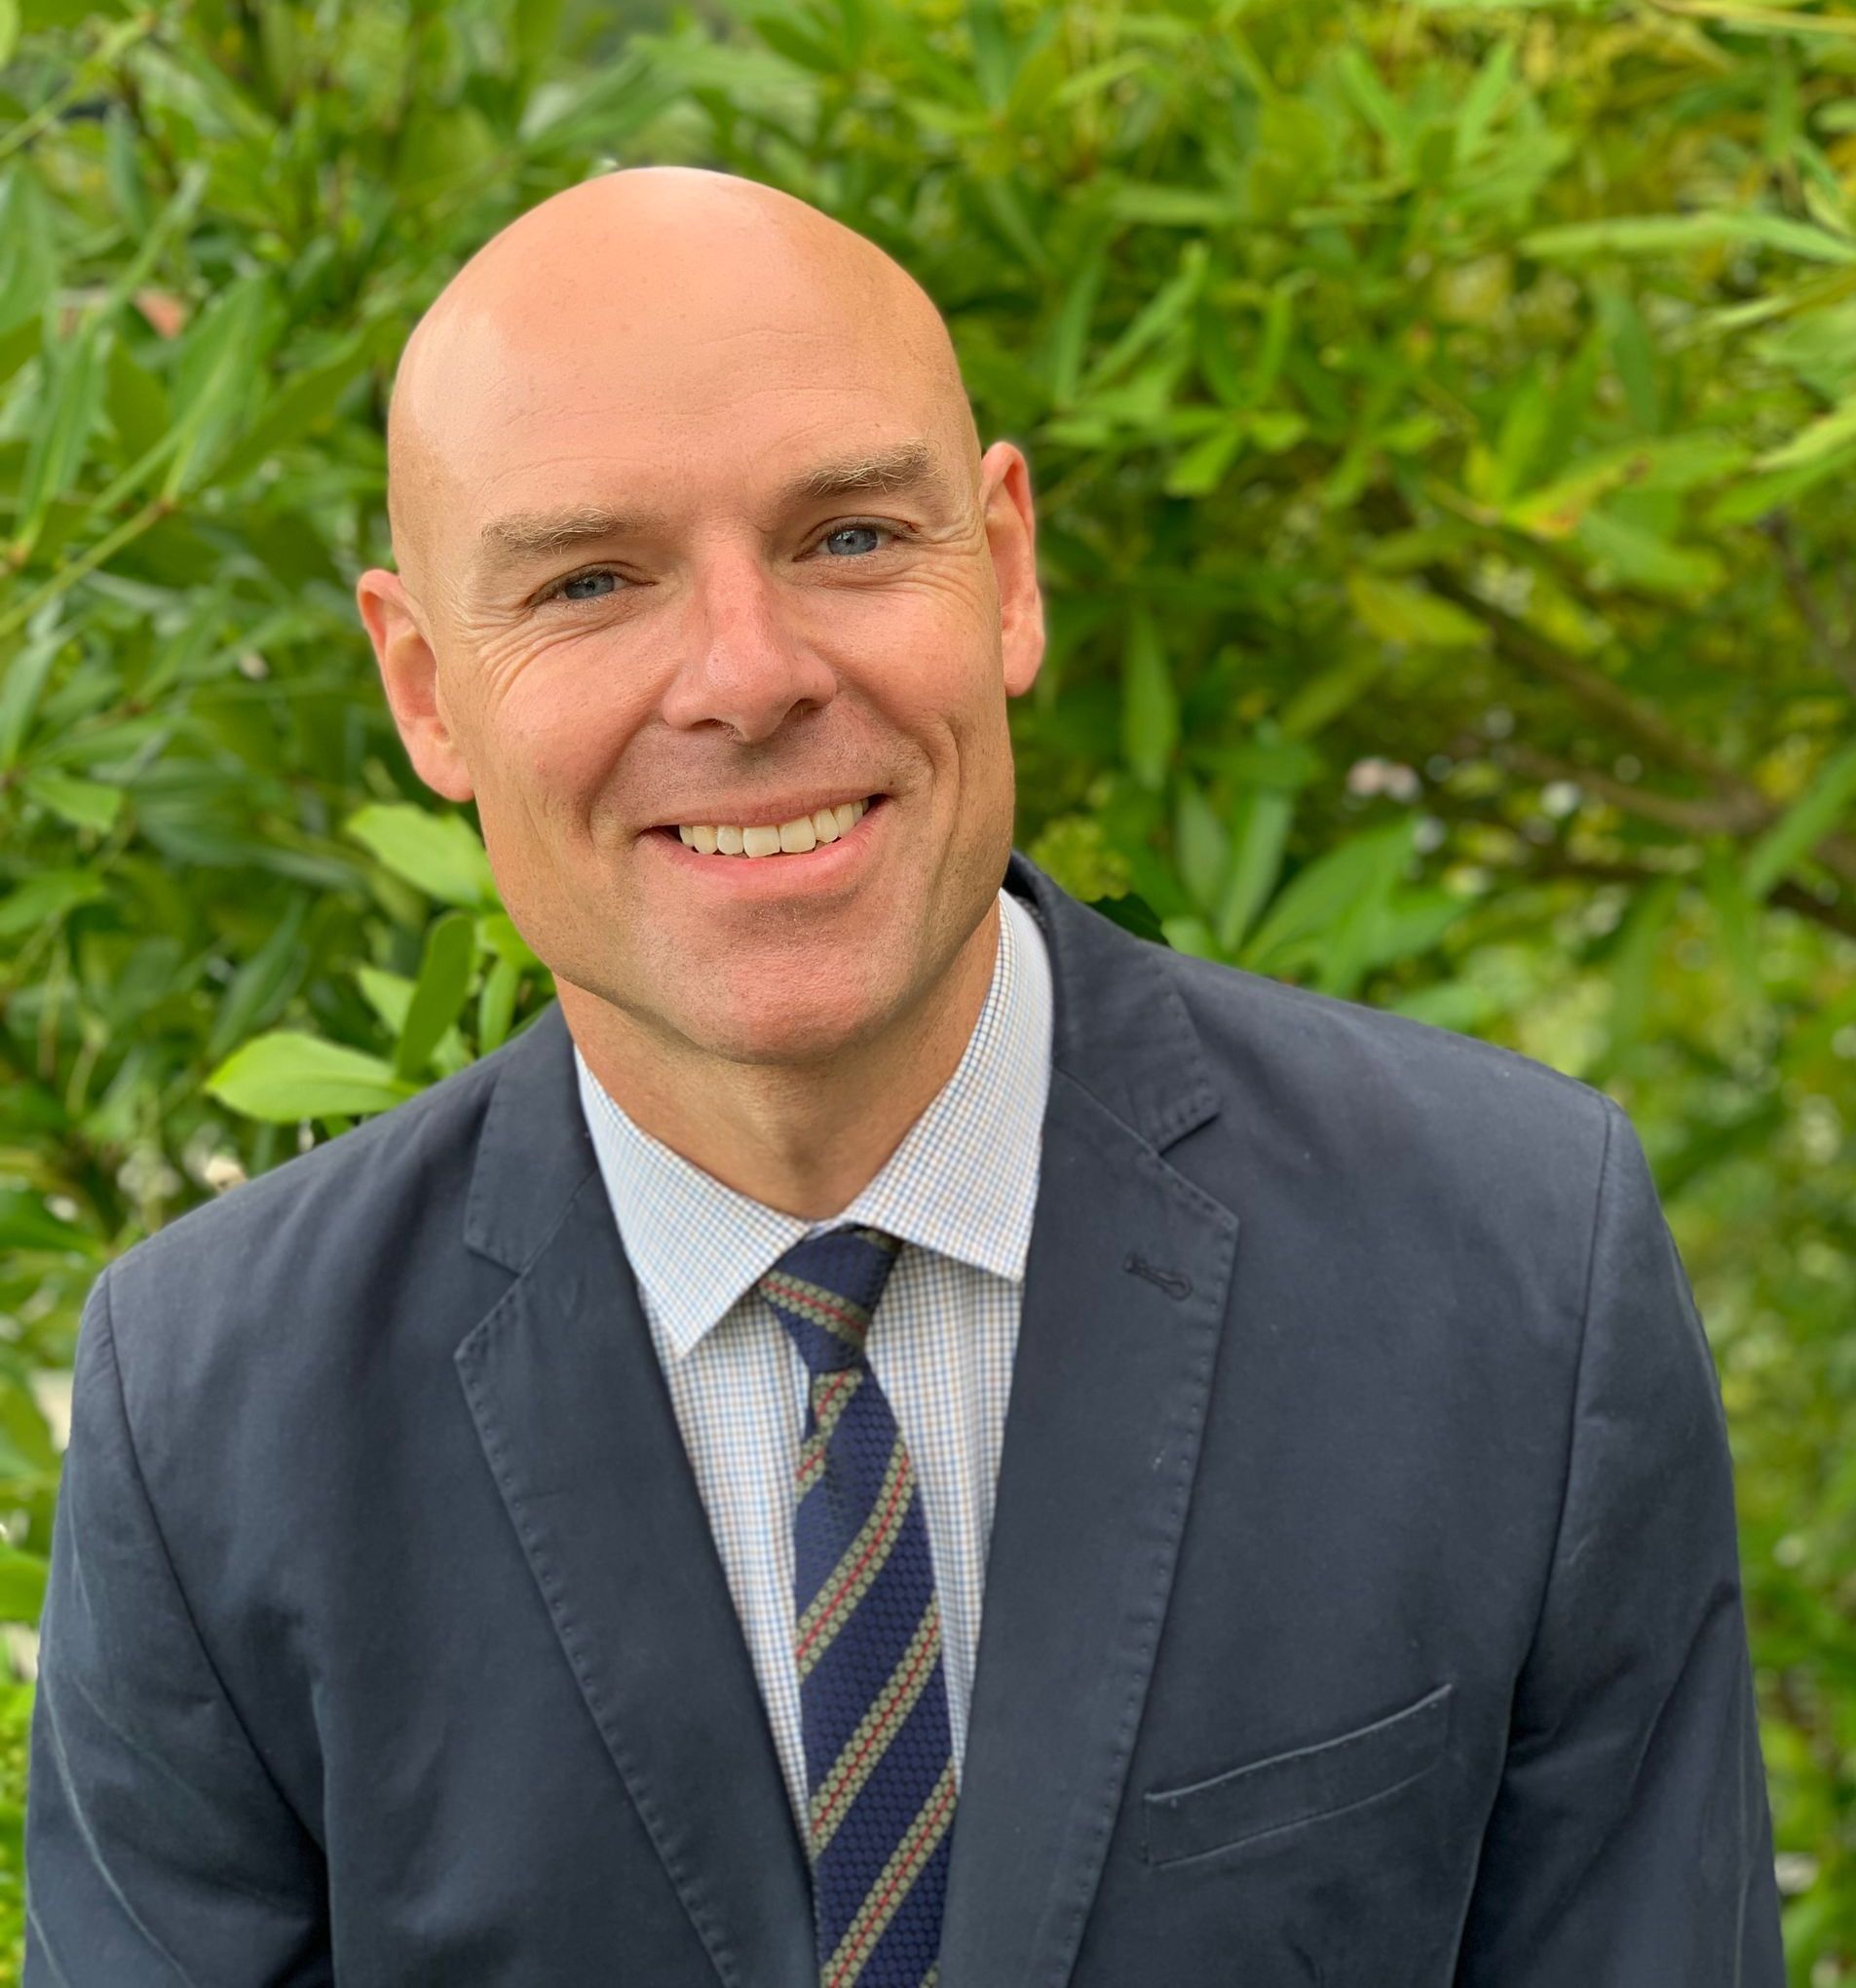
[560,898,1003,1222]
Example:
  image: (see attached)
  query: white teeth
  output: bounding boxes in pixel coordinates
[674,797,870,856]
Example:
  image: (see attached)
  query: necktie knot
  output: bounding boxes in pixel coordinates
[757,1223,903,1377]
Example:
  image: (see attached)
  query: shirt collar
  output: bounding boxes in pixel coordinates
[573,886,1054,1360]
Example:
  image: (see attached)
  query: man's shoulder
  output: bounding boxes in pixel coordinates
[1132,925,1617,1196]
[1168,937,1606,1109]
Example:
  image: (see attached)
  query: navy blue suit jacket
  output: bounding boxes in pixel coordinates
[23,849,1785,1984]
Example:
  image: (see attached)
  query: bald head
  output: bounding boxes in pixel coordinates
[384,167,981,610]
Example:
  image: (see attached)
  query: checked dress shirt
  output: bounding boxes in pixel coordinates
[572,883,1054,1838]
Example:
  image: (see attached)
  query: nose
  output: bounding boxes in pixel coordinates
[658,539,840,744]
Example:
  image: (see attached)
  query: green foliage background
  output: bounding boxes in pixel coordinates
[5,0,1856,1977]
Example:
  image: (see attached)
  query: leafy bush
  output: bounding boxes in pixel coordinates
[4,0,1855,1976]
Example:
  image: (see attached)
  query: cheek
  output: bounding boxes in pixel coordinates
[472,642,648,830]
[823,582,996,712]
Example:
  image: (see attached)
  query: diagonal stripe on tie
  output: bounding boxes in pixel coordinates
[795,1429,914,1678]
[820,1758,958,1988]
[809,1595,943,1855]
[758,1224,956,1988]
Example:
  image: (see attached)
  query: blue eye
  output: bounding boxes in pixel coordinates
[559,570,619,601]
[822,524,887,556]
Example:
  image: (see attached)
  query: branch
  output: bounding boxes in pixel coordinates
[1422,564,1769,797]
[1418,791,1856,944]
[1497,741,1768,838]
[1758,512,1856,702]
[1414,558,1856,889]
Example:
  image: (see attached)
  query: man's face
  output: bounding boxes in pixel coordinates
[362,223,1042,1071]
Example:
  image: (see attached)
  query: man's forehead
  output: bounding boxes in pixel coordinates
[386,169,977,593]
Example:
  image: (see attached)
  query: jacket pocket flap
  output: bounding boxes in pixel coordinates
[1142,1680,1454,1865]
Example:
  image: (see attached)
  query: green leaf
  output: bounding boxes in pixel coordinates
[0,626,64,770]
[1241,821,1416,977]
[344,804,498,907]
[1595,281,1661,433]
[1311,822,1420,998]
[13,314,107,557]
[0,868,105,937]
[1080,240,1207,395]
[1383,980,1492,1034]
[477,953,521,1052]
[1704,441,1856,525]
[20,770,122,833]
[1120,605,1177,790]
[477,910,542,971]
[1345,573,1488,648]
[103,338,171,464]
[356,964,414,1037]
[1043,232,1109,406]
[511,0,569,75]
[1743,739,1856,899]
[1173,773,1228,914]
[747,7,844,71]
[1752,390,1856,471]
[1277,652,1391,738]
[205,1031,418,1123]
[0,167,56,338]
[1603,875,1683,1062]
[1214,785,1296,952]
[163,275,282,497]
[0,1548,46,1626]
[1700,840,1766,1010]
[1521,210,1856,268]
[1334,43,1415,167]
[1163,420,1245,497]
[396,910,477,1081]
[204,897,309,1066]
[519,49,684,156]
[1159,913,1220,959]
[1504,443,1662,536]
[1456,34,1517,164]
[210,326,379,486]
[966,0,1015,107]
[1573,509,1726,597]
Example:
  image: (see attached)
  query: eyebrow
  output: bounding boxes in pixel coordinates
[473,439,951,580]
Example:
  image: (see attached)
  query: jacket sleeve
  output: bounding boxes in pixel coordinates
[1454,1098,1786,1983]
[23,1264,331,1986]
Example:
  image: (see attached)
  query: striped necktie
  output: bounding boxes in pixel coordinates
[757,1224,956,1988]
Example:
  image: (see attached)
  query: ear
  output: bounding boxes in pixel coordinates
[979,439,1045,699]
[355,569,475,804]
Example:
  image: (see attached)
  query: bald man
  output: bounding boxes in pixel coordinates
[24,168,1783,1987]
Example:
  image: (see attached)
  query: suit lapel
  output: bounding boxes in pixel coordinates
[931,857,1240,1988]
[453,1002,814,1988]
[450,850,1239,1988]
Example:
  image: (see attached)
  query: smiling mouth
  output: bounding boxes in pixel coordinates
[656,790,882,855]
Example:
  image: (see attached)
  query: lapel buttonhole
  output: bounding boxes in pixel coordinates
[1123,1250,1193,1300]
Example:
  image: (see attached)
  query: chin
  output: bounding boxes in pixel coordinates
[699,1004,887,1068]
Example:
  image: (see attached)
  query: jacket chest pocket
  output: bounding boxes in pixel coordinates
[1141,1680,1454,1867]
